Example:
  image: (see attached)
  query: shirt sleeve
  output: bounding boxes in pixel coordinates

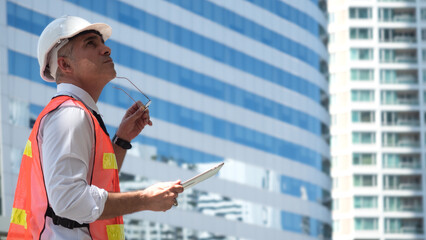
[40,105,108,224]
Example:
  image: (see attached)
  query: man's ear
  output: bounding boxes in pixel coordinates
[57,57,72,74]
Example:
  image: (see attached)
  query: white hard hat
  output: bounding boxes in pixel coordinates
[37,15,112,82]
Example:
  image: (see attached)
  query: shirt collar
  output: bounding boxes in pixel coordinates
[56,83,100,114]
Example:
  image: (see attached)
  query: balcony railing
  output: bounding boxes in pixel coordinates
[394,55,417,63]
[386,226,423,234]
[400,205,422,212]
[383,121,419,127]
[396,119,420,126]
[382,76,417,84]
[400,162,421,168]
[385,205,422,212]
[382,98,418,105]
[393,35,416,43]
[384,161,421,169]
[399,98,418,105]
[396,75,417,83]
[399,183,421,190]
[393,14,416,23]
[385,183,421,190]
[401,226,423,234]
[398,140,420,147]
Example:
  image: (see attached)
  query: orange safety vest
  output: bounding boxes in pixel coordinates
[7,96,124,240]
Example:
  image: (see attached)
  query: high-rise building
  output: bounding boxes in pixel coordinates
[329,0,426,239]
[0,0,330,239]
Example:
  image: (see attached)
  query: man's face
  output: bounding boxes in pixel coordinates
[68,32,116,88]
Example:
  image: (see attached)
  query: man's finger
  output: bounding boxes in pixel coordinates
[170,180,184,193]
[130,104,147,118]
[130,101,143,111]
[124,101,142,117]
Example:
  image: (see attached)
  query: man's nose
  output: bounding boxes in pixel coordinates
[102,44,111,56]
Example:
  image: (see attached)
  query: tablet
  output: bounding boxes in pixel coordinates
[182,162,224,190]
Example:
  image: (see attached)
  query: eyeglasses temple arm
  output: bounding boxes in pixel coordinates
[112,86,147,109]
[116,76,151,101]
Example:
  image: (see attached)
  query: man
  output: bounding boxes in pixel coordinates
[7,16,183,240]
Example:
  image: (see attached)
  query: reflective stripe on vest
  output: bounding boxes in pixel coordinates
[10,208,27,229]
[106,224,125,240]
[7,96,124,240]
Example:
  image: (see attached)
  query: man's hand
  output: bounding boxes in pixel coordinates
[141,180,184,212]
[99,180,184,220]
[116,101,152,141]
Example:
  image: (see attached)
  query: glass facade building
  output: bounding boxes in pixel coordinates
[0,0,330,239]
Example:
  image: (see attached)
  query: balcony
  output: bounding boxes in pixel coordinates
[379,8,416,23]
[379,28,416,43]
[321,90,329,111]
[322,157,330,176]
[381,90,418,105]
[320,59,329,79]
[383,175,422,190]
[321,123,330,146]
[319,26,328,46]
[385,218,423,234]
[381,69,418,84]
[318,0,327,17]
[382,132,420,148]
[383,153,421,169]
[381,111,419,126]
[384,197,423,212]
[380,49,417,64]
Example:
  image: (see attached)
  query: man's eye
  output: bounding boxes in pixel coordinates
[87,41,95,46]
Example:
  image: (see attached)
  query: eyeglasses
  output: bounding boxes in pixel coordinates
[113,76,151,111]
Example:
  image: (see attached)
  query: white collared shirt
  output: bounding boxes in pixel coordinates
[38,83,108,239]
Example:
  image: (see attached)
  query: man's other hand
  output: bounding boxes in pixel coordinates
[116,101,153,141]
